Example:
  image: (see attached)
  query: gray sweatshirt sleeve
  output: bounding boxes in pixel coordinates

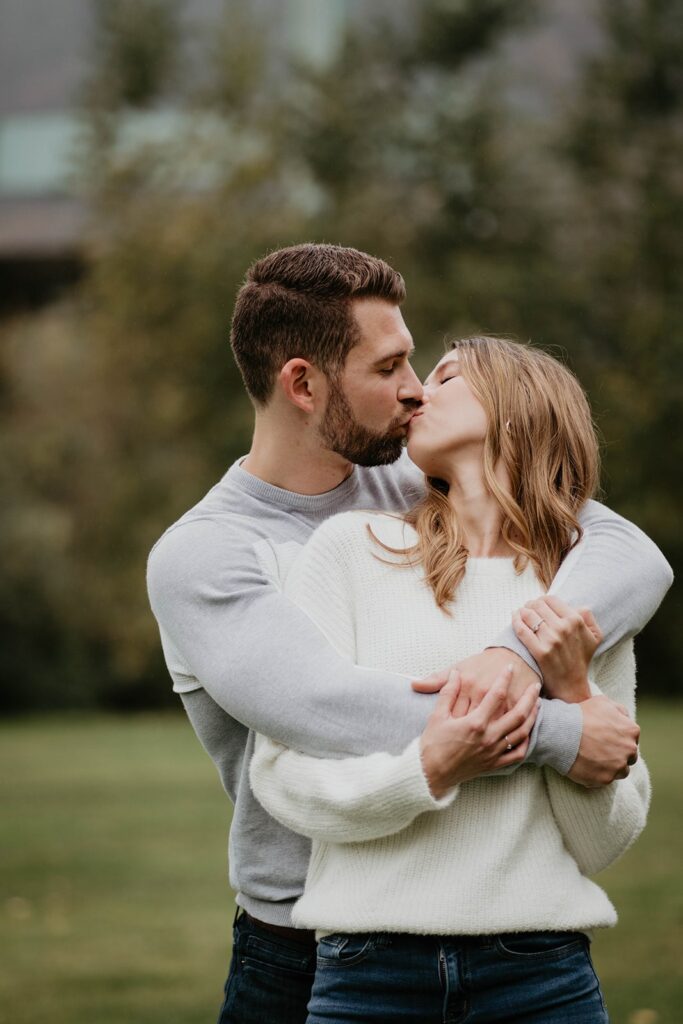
[488,499,672,774]
[148,518,435,759]
[491,499,673,668]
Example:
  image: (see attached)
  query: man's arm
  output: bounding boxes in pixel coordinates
[148,518,435,759]
[471,500,671,776]
[491,499,673,671]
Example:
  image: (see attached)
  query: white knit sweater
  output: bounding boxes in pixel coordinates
[250,511,650,936]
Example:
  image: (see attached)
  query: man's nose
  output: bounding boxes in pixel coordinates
[398,364,424,404]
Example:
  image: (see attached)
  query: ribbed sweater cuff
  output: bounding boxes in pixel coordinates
[411,738,460,811]
[531,699,583,775]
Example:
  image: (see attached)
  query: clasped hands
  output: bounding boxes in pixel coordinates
[415,596,640,798]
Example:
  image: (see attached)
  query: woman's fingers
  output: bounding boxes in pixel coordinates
[524,596,564,632]
[494,681,541,741]
[450,690,471,718]
[471,666,512,723]
[500,711,536,750]
[434,669,461,718]
[526,596,600,653]
[532,594,571,620]
[578,606,603,645]
[494,735,530,766]
[515,599,600,671]
[512,608,544,654]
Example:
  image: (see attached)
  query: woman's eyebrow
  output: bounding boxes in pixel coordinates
[424,357,459,385]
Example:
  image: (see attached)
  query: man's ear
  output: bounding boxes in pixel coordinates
[279,358,326,414]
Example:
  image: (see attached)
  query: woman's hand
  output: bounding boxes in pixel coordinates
[512,596,603,703]
[419,667,541,798]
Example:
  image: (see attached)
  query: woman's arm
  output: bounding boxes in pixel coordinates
[248,513,451,844]
[250,668,539,843]
[249,733,456,843]
[543,639,651,875]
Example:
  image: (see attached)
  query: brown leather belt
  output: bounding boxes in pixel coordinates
[244,911,316,946]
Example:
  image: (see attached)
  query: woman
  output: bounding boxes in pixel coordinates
[249,336,650,1023]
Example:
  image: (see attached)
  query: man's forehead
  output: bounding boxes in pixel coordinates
[352,296,407,332]
[350,298,413,356]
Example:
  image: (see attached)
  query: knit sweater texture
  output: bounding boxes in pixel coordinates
[250,511,651,936]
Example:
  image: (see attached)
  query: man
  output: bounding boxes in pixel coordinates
[147,243,672,1023]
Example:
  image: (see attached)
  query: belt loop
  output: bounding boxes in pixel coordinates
[232,904,243,928]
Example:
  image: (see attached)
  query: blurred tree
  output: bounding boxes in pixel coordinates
[553,0,682,692]
[89,0,183,109]
[278,0,550,358]
[1,2,310,710]
[1,0,677,709]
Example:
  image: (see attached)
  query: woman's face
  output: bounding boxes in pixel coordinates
[407,351,489,478]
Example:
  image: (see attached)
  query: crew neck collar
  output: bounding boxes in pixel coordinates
[227,457,361,512]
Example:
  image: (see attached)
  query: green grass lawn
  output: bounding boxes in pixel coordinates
[1,704,681,1024]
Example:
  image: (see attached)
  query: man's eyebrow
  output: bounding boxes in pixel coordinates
[372,345,415,367]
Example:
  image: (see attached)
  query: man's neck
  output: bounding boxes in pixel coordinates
[242,423,355,496]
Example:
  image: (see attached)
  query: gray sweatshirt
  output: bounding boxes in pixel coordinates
[146,452,672,927]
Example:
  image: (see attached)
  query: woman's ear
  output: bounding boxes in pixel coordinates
[278,358,323,414]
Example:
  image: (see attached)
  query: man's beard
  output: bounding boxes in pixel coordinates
[319,384,409,467]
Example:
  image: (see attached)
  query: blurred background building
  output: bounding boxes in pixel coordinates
[1,0,598,308]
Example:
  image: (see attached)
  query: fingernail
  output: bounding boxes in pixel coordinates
[535,682,542,692]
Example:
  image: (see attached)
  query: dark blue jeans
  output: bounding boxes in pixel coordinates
[217,910,316,1024]
[307,931,610,1023]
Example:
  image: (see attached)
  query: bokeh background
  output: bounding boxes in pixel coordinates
[1,1,680,1022]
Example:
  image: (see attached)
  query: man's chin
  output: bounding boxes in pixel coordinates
[320,395,409,467]
[345,438,406,467]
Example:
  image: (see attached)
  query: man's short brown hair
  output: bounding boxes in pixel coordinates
[230,243,406,405]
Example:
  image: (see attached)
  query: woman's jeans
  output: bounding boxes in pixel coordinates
[307,930,610,1024]
[217,910,316,1024]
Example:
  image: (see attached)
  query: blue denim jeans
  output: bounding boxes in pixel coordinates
[307,930,610,1023]
[217,910,316,1024]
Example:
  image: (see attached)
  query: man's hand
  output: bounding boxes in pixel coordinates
[420,667,541,799]
[567,695,640,788]
[512,596,602,702]
[412,648,539,714]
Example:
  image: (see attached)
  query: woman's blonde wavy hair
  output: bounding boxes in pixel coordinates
[373,336,601,611]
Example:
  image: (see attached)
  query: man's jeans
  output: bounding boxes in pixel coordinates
[217,910,316,1024]
[307,930,610,1024]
